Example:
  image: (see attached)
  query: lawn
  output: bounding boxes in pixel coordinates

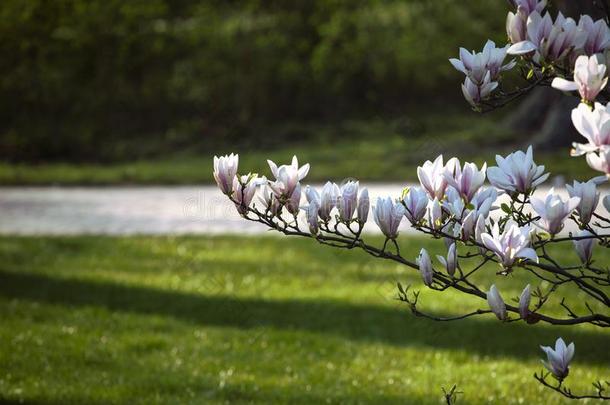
[0,114,599,185]
[0,235,608,404]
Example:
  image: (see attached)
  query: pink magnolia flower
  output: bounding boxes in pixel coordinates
[304,202,319,235]
[417,155,456,200]
[373,197,405,239]
[443,159,487,202]
[319,182,340,221]
[571,102,610,156]
[213,153,239,195]
[338,181,359,222]
[566,179,600,224]
[530,189,580,235]
[573,230,595,264]
[519,284,531,319]
[540,338,575,380]
[487,284,507,321]
[417,248,433,286]
[402,186,428,224]
[579,14,610,56]
[284,183,302,216]
[357,188,370,224]
[481,220,538,268]
[487,146,549,194]
[449,40,515,83]
[268,156,309,198]
[436,242,457,277]
[511,0,546,15]
[586,146,610,175]
[461,72,498,107]
[552,55,608,102]
[233,174,266,215]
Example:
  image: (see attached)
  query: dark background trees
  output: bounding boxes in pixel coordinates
[0,0,506,162]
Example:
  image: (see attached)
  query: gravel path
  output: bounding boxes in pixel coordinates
[0,185,607,236]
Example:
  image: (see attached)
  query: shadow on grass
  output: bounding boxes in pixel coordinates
[0,270,608,365]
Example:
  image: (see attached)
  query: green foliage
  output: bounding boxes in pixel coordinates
[0,0,507,161]
[0,235,608,404]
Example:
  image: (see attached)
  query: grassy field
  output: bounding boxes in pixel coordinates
[0,235,608,404]
[0,114,599,185]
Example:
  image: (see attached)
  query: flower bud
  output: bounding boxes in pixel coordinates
[436,243,457,277]
[417,248,433,286]
[573,230,595,264]
[213,153,239,195]
[285,183,302,216]
[357,188,370,224]
[487,284,507,321]
[519,284,531,319]
[338,181,359,222]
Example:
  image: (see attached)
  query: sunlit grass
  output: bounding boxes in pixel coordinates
[0,235,608,404]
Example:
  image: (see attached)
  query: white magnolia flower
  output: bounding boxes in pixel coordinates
[487,284,507,321]
[357,188,370,224]
[233,174,266,215]
[571,102,610,156]
[213,153,239,195]
[604,194,610,212]
[506,1,547,45]
[284,183,302,216]
[449,40,515,83]
[417,248,433,286]
[436,242,457,277]
[552,55,608,102]
[474,214,486,245]
[540,338,575,380]
[417,155,454,200]
[508,12,585,62]
[481,220,538,268]
[402,186,428,224]
[566,179,600,224]
[487,146,549,194]
[519,284,531,320]
[579,14,610,56]
[586,146,610,175]
[461,72,498,107]
[573,230,595,264]
[305,185,320,206]
[373,197,406,239]
[268,155,310,198]
[319,181,340,221]
[443,159,487,202]
[530,189,581,235]
[338,181,359,222]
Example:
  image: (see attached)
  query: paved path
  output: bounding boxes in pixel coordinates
[0,185,608,235]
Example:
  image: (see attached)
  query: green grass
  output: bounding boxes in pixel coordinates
[0,235,608,404]
[0,114,599,185]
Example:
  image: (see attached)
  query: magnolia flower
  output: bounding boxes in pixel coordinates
[443,159,487,202]
[268,156,309,198]
[259,185,282,216]
[470,187,499,218]
[508,12,585,62]
[586,146,610,175]
[417,248,433,286]
[402,186,428,224]
[319,181,340,221]
[519,284,531,319]
[437,243,457,277]
[417,155,454,200]
[530,189,581,235]
[373,197,405,239]
[570,102,610,156]
[354,188,368,224]
[487,284,507,321]
[566,179,600,224]
[449,40,515,83]
[540,338,575,380]
[461,72,498,107]
[474,214,486,245]
[552,55,608,102]
[233,174,265,215]
[305,202,319,234]
[579,14,610,56]
[487,146,549,194]
[573,230,595,264]
[426,198,443,230]
[511,0,546,15]
[305,185,320,206]
[481,220,538,268]
[604,194,610,212]
[338,181,359,222]
[213,153,239,195]
[285,183,302,216]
